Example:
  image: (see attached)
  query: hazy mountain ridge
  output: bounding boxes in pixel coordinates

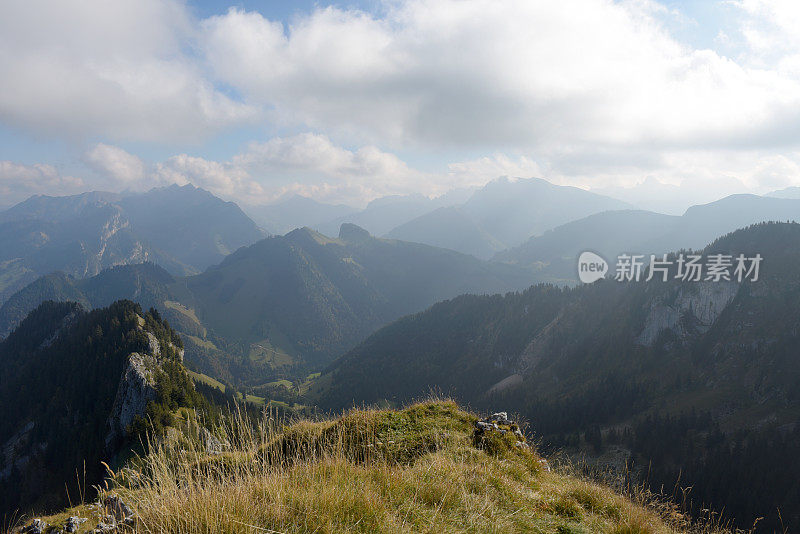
[386,206,507,259]
[0,225,538,387]
[385,177,633,258]
[0,185,265,305]
[244,194,358,235]
[169,223,538,378]
[498,194,800,281]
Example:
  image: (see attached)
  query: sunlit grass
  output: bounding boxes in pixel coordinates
[31,400,736,533]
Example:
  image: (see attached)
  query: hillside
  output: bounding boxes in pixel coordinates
[0,263,174,338]
[315,222,800,531]
[386,206,507,259]
[116,184,266,270]
[499,194,800,281]
[458,177,630,246]
[0,226,538,387]
[496,210,680,281]
[0,300,208,518]
[0,185,264,305]
[12,401,710,534]
[171,224,537,375]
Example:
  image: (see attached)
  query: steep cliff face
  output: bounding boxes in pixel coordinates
[105,331,185,447]
[106,352,159,447]
[636,281,739,345]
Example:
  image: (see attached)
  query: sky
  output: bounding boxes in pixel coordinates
[2,0,800,213]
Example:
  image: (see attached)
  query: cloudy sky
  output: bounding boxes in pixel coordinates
[2,0,800,212]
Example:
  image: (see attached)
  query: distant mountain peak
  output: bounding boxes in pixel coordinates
[767,186,800,199]
[339,223,372,242]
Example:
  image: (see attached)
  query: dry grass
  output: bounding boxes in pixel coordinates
[28,400,735,534]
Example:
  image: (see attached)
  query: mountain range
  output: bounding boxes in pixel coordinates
[4,179,800,531]
[0,184,265,305]
[385,178,633,258]
[0,224,538,387]
[498,194,800,282]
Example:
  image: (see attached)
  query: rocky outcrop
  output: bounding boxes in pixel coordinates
[64,516,87,533]
[0,421,35,481]
[105,318,174,446]
[516,312,564,373]
[18,518,47,534]
[637,281,739,346]
[338,223,372,243]
[473,412,552,471]
[105,316,184,446]
[201,427,230,455]
[105,352,158,447]
[15,495,134,534]
[473,412,527,448]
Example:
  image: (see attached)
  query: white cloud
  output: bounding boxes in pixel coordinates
[0,0,256,142]
[447,155,543,188]
[233,133,437,202]
[200,0,800,154]
[4,0,800,209]
[0,161,84,207]
[73,134,439,207]
[84,143,147,185]
[153,133,442,206]
[154,154,266,200]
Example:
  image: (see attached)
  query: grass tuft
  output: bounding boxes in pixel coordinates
[25,399,736,533]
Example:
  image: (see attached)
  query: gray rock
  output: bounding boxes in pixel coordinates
[105,352,158,446]
[65,516,87,533]
[103,495,134,521]
[201,427,229,455]
[490,412,508,422]
[20,519,46,534]
[637,281,739,346]
[93,521,116,533]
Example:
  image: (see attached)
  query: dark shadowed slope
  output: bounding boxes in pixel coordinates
[0,300,202,517]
